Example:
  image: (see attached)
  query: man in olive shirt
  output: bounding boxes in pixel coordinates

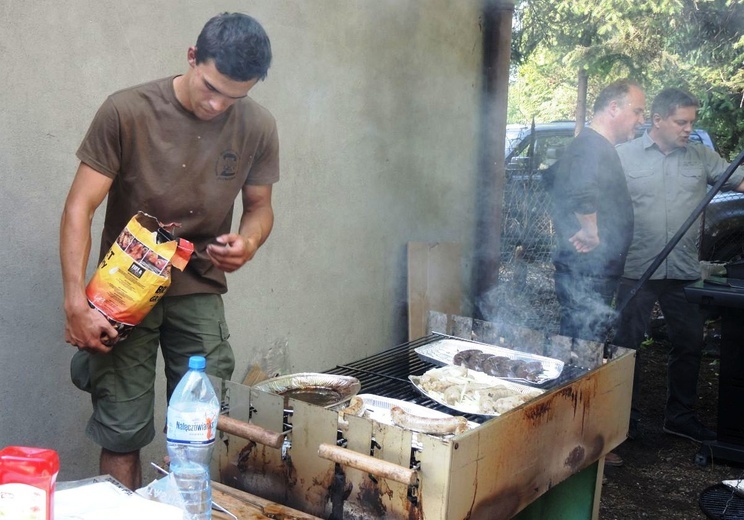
[614,88,744,442]
[60,13,279,489]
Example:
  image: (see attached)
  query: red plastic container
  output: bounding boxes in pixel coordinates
[0,446,60,520]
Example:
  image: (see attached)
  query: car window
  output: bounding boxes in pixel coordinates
[508,133,574,174]
[505,125,529,156]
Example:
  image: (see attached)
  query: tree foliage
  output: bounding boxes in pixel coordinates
[510,0,744,159]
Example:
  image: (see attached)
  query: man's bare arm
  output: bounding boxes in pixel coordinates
[60,162,118,352]
[206,184,274,272]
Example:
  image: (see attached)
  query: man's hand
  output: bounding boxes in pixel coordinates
[570,212,600,253]
[206,233,259,272]
[569,228,600,253]
[206,184,275,273]
[65,303,118,354]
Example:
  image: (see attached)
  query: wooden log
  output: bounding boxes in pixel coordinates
[545,333,573,364]
[572,338,603,369]
[217,415,284,450]
[427,310,448,335]
[317,443,417,486]
[451,315,473,339]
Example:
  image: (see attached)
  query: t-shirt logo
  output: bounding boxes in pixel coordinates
[216,151,239,180]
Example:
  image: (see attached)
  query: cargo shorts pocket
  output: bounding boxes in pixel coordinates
[220,321,230,340]
[70,350,92,393]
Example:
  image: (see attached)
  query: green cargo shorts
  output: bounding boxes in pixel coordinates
[70,293,234,453]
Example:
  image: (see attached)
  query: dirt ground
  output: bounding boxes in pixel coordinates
[598,318,744,519]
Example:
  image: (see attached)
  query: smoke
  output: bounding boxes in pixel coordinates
[472,260,557,331]
[553,270,618,341]
[468,255,614,369]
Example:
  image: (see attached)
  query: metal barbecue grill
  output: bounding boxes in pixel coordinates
[325,333,587,424]
[326,334,485,423]
[685,279,744,467]
[330,336,440,402]
[699,484,744,519]
[212,329,635,520]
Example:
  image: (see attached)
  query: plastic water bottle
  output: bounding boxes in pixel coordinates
[166,356,220,520]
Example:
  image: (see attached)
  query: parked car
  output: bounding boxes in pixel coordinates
[503,121,744,263]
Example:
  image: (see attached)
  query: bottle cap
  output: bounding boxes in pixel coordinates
[188,356,207,370]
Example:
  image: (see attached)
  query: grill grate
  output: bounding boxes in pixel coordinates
[325,333,586,424]
[700,484,744,519]
[324,334,490,421]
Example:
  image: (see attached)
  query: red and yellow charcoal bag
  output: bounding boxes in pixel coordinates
[86,212,194,343]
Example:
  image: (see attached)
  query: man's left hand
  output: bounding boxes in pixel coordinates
[569,228,600,253]
[206,233,259,272]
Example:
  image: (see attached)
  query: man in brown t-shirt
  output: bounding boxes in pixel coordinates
[60,13,279,489]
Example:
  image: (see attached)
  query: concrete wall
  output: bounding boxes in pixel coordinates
[0,1,484,481]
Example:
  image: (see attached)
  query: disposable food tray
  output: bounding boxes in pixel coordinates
[251,372,361,408]
[409,365,544,416]
[414,337,564,385]
[357,393,479,431]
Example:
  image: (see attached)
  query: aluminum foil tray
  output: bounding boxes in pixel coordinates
[356,394,478,447]
[357,394,479,431]
[251,372,361,408]
[415,338,564,385]
[409,365,544,417]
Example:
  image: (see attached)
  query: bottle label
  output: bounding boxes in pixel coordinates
[166,410,217,444]
[0,483,47,519]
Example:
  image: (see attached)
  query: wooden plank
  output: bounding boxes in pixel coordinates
[212,481,322,519]
[242,364,269,386]
[407,242,461,341]
[211,489,272,519]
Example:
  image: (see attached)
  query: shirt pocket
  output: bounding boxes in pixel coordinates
[625,168,656,196]
[626,168,655,179]
[679,165,704,189]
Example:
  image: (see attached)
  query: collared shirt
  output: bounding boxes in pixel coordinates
[616,132,744,280]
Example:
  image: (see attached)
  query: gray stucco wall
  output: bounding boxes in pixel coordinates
[0,1,484,482]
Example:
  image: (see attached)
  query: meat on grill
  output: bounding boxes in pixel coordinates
[452,350,544,381]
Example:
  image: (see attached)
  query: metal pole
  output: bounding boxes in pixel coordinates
[473,0,515,320]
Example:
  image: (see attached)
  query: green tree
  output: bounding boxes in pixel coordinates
[510,0,744,158]
[511,0,655,130]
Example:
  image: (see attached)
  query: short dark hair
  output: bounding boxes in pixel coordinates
[195,12,272,82]
[651,88,699,119]
[593,79,641,113]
